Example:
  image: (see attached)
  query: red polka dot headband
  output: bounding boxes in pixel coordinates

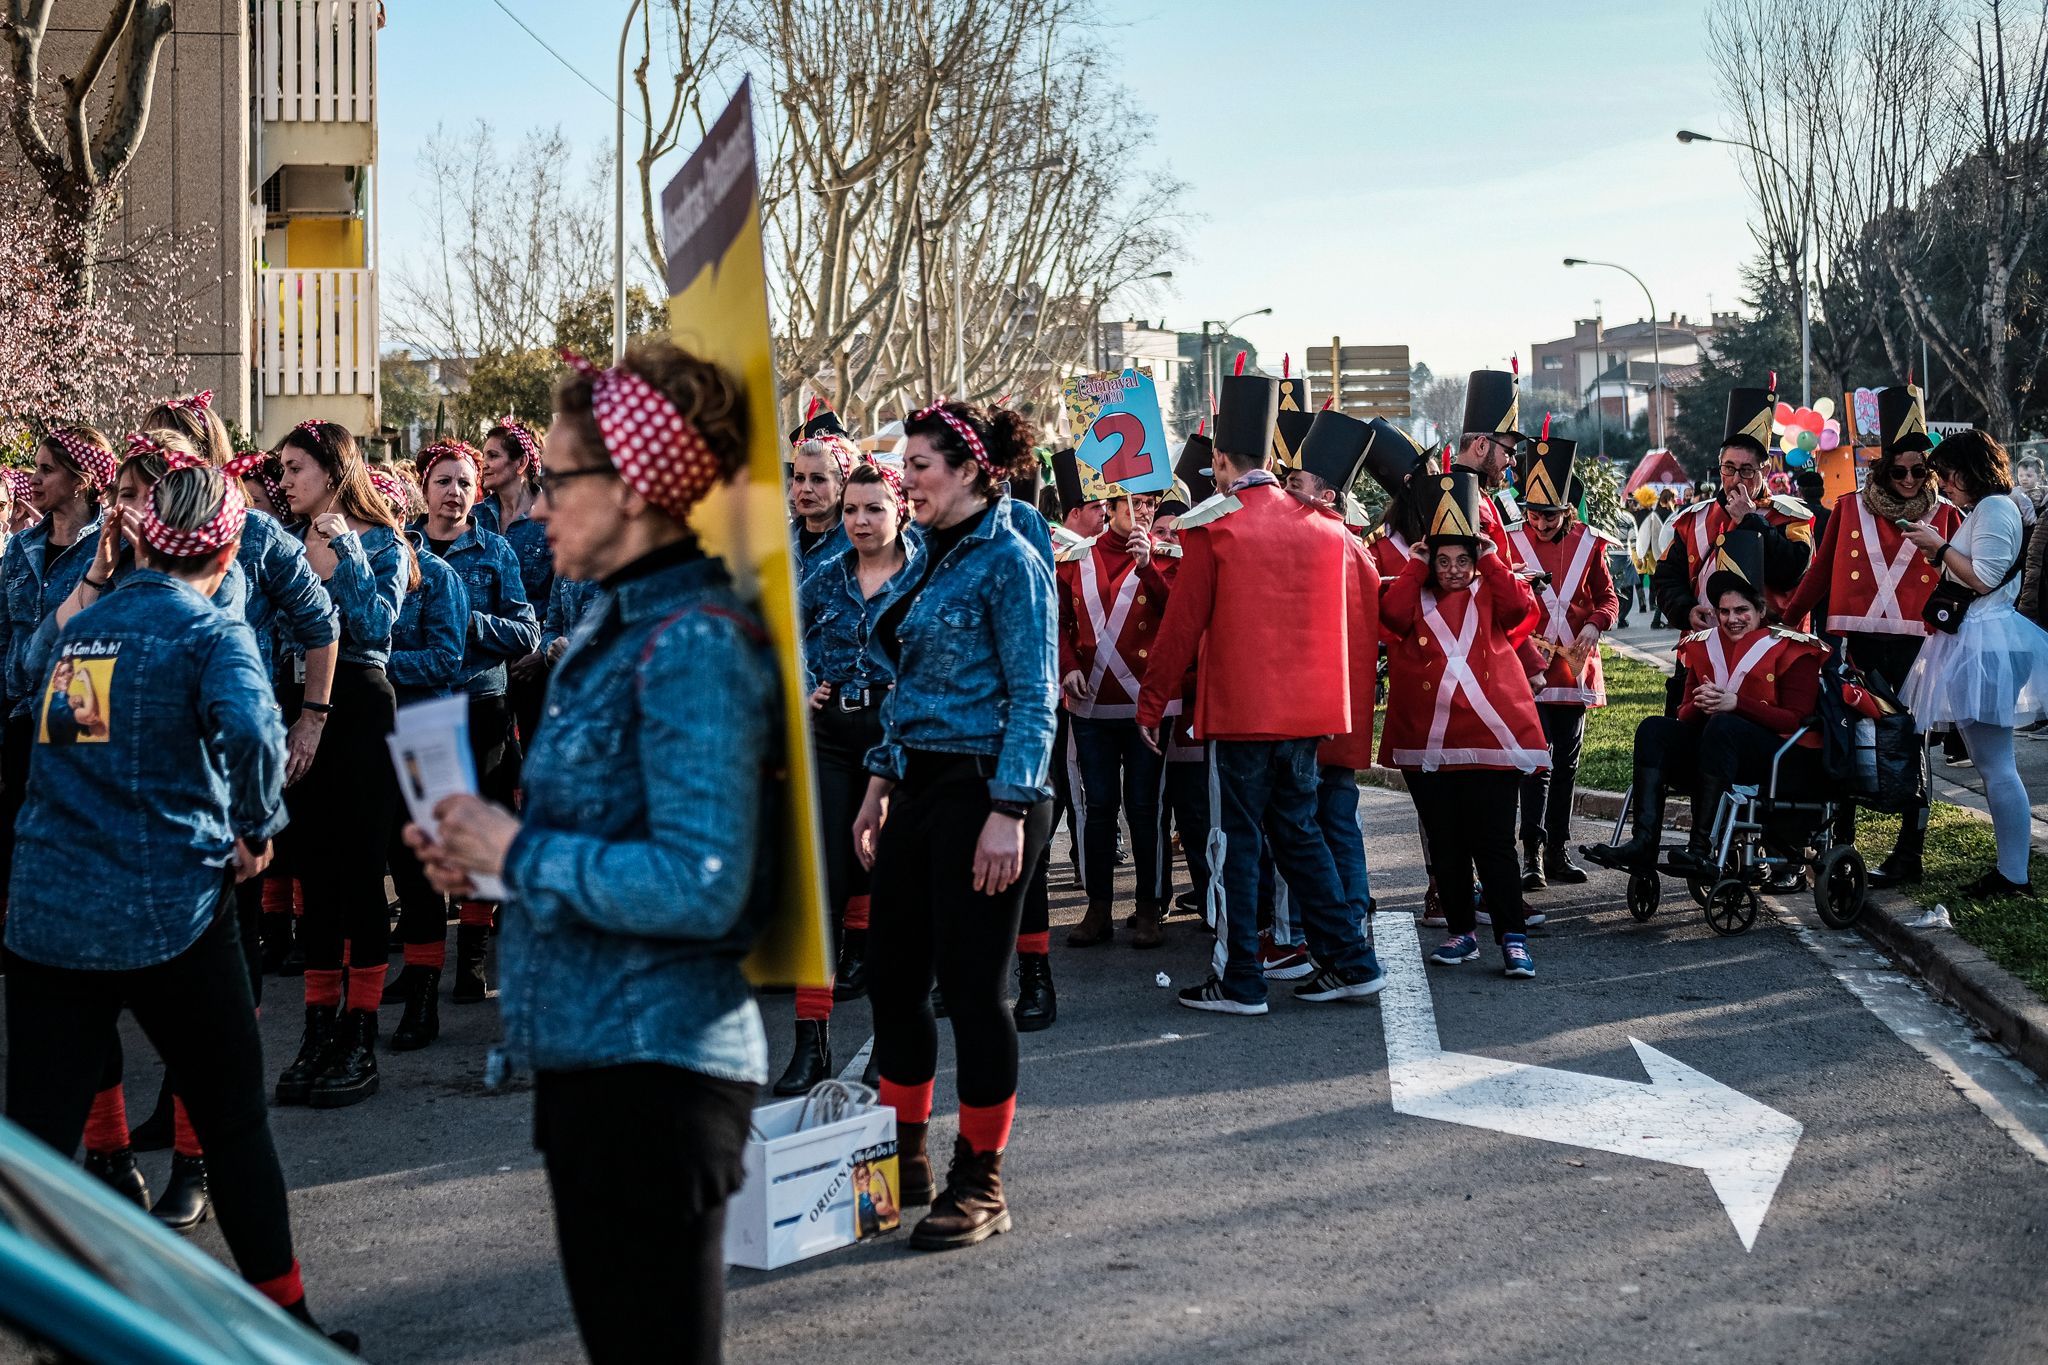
[496,416,540,470]
[224,450,288,516]
[163,389,214,416]
[366,466,414,518]
[800,432,859,479]
[560,350,723,522]
[141,472,246,558]
[0,469,30,503]
[417,439,483,482]
[910,401,992,474]
[125,431,206,473]
[48,429,117,490]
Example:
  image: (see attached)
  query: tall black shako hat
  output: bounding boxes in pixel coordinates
[1273,366,1313,467]
[1050,447,1109,515]
[1423,467,1484,549]
[1361,418,1426,495]
[1174,430,1215,505]
[1215,354,1279,465]
[1877,384,1932,457]
[788,399,848,445]
[1298,410,1372,496]
[1721,381,1776,459]
[1702,526,1767,609]
[1462,369,1522,440]
[1517,418,1577,512]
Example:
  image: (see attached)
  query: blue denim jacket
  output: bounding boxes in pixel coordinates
[19,547,248,705]
[417,520,540,696]
[474,496,555,614]
[794,519,850,576]
[797,538,921,693]
[4,572,287,971]
[286,523,407,673]
[497,548,777,1083]
[0,514,102,717]
[542,575,602,651]
[867,498,1057,804]
[387,534,471,704]
[235,510,339,680]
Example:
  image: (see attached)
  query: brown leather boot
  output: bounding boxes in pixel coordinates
[1066,901,1113,947]
[1129,900,1165,949]
[909,1136,1011,1250]
[897,1120,936,1207]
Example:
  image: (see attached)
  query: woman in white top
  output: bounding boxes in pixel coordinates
[1901,431,2048,896]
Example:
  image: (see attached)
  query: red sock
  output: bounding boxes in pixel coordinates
[794,986,833,1021]
[843,894,871,931]
[251,1261,305,1309]
[348,962,387,1012]
[958,1096,1016,1154]
[82,1086,128,1153]
[1016,931,1050,956]
[457,900,494,927]
[878,1078,934,1125]
[303,969,344,1008]
[172,1095,203,1157]
[403,940,447,969]
[260,878,291,915]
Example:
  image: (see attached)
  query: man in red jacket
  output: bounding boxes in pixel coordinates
[1137,374,1382,1014]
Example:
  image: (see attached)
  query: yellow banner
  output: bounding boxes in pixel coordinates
[660,77,830,986]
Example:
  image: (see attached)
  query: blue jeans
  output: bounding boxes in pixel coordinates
[1071,714,1166,907]
[1210,738,1376,1002]
[1315,765,1373,927]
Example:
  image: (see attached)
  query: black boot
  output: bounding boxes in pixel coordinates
[284,1298,361,1355]
[772,1019,832,1096]
[1870,813,1926,889]
[833,929,869,1001]
[1546,843,1589,885]
[258,917,292,975]
[381,961,435,1008]
[150,1153,210,1233]
[83,1147,151,1209]
[128,1073,176,1152]
[1521,839,1547,891]
[309,1010,380,1109]
[389,968,441,1052]
[1584,767,1667,871]
[1670,778,1727,878]
[1013,953,1056,1033]
[274,1004,338,1106]
[451,924,495,1003]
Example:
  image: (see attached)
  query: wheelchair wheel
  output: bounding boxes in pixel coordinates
[1626,869,1660,921]
[1813,845,1867,930]
[1687,875,1713,908]
[1705,879,1760,936]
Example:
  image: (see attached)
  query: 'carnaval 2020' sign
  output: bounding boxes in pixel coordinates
[1062,368,1174,494]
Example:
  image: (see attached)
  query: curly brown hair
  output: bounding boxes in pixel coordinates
[1931,430,2014,503]
[551,339,750,511]
[900,402,1038,501]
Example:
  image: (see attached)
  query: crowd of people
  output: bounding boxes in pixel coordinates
[1,337,2043,1363]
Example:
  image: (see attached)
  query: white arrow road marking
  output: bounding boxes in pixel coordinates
[839,1035,874,1083]
[1377,911,1803,1251]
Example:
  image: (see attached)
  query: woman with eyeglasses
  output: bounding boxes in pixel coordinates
[1898,431,2048,898]
[1784,386,1961,888]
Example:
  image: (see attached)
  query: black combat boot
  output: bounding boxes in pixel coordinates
[390,968,441,1051]
[83,1147,151,1209]
[1584,765,1667,871]
[451,925,494,1003]
[1013,953,1056,1032]
[308,1010,380,1109]
[150,1154,210,1233]
[1545,844,1590,885]
[833,929,869,1001]
[274,1004,338,1105]
[772,1019,832,1096]
[1521,839,1547,891]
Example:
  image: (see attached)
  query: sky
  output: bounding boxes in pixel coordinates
[378,0,1765,381]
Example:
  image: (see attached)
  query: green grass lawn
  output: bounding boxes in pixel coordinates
[1580,646,1667,793]
[1853,805,2048,998]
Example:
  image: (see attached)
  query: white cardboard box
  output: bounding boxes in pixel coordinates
[723,1097,901,1270]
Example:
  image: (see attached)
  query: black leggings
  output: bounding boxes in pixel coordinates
[280,663,398,980]
[812,699,883,929]
[868,751,1052,1107]
[534,1063,754,1365]
[1409,768,1525,940]
[0,710,34,895]
[4,903,296,1285]
[1519,702,1587,848]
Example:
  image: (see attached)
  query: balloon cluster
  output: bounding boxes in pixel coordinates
[1772,397,1842,467]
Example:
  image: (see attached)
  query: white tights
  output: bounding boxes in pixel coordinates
[1958,722,2034,884]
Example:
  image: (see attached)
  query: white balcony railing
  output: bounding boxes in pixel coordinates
[261,268,377,398]
[258,0,377,123]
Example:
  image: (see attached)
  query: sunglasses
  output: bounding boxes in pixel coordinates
[1890,463,1929,482]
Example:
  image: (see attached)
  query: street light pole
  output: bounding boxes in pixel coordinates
[1678,129,1810,405]
[1201,306,1274,415]
[1565,258,1662,450]
[614,0,645,364]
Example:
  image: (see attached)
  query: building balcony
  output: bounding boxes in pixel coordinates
[257,267,378,443]
[255,0,378,180]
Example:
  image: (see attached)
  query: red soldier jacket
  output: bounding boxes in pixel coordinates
[1674,624,1826,744]
[1367,530,1412,584]
[1782,493,1962,637]
[1056,533,1172,720]
[1377,549,1550,773]
[1319,522,1383,770]
[1659,495,1815,624]
[1505,521,1621,707]
[1136,481,1353,742]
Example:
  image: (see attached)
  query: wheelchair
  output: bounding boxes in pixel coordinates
[1603,725,1869,936]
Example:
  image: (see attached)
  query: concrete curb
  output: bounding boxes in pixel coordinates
[1362,766,2048,1080]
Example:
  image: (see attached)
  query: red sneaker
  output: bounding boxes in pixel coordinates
[1257,928,1315,980]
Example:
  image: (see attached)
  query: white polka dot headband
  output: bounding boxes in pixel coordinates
[561,350,723,522]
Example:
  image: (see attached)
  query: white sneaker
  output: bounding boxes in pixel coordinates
[1477,908,1547,927]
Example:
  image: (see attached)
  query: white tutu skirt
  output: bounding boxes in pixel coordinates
[1901,605,2048,731]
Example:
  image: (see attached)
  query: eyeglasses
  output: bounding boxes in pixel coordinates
[1719,462,1761,479]
[538,465,616,506]
[1890,464,1929,483]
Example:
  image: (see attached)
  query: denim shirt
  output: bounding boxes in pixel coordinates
[287,523,407,672]
[867,498,1058,804]
[542,575,602,652]
[797,537,921,693]
[794,519,850,576]
[498,548,777,1083]
[19,546,249,706]
[4,572,287,971]
[387,533,471,704]
[0,514,102,717]
[417,520,540,696]
[474,496,555,614]
[235,509,339,681]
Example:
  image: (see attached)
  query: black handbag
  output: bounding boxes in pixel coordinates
[1921,553,2024,633]
[1817,642,1927,812]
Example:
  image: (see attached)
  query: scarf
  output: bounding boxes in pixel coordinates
[1861,473,1936,524]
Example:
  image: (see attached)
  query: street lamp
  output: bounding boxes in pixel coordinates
[1565,258,1663,451]
[614,0,645,364]
[1679,128,1811,405]
[1096,270,1176,371]
[1201,307,1274,416]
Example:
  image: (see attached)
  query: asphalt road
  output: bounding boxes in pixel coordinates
[10,788,2048,1363]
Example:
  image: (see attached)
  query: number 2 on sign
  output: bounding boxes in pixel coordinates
[1086,411,1149,484]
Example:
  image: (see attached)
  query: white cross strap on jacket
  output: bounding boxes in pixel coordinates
[1390,585,1550,772]
[1702,628,1776,696]
[1075,547,1144,719]
[1828,497,1924,636]
[1509,527,1598,645]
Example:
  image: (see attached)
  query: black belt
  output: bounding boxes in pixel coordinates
[833,685,883,711]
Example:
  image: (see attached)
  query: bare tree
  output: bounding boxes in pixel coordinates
[1,0,174,302]
[633,0,733,282]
